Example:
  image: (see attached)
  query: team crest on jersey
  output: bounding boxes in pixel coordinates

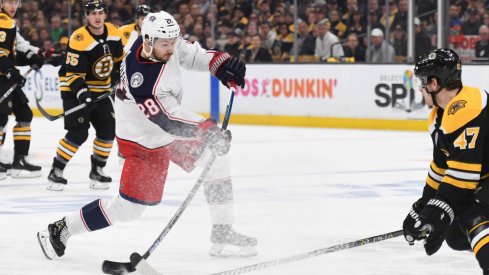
[130,72,144,88]
[0,31,6,42]
[74,33,84,41]
[124,32,130,39]
[149,16,156,22]
[448,100,467,115]
[92,54,114,79]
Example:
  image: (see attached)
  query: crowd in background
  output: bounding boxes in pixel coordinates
[12,0,489,63]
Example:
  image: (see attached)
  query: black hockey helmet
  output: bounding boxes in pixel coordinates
[85,0,107,15]
[414,48,462,90]
[136,4,151,17]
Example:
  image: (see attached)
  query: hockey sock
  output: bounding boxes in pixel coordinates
[469,220,489,270]
[13,123,30,156]
[66,196,145,235]
[56,138,79,165]
[76,199,113,233]
[204,178,235,224]
[93,138,113,165]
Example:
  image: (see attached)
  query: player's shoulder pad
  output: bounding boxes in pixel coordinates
[69,26,96,52]
[106,22,122,41]
[442,86,487,133]
[0,13,14,29]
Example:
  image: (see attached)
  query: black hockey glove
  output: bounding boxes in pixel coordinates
[199,119,232,156]
[403,198,427,245]
[6,68,26,87]
[26,50,44,69]
[209,52,246,89]
[76,85,94,106]
[407,198,454,256]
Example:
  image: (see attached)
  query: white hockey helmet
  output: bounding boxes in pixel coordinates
[141,11,180,46]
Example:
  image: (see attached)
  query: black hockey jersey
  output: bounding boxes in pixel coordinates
[0,12,39,75]
[424,86,489,211]
[59,22,124,95]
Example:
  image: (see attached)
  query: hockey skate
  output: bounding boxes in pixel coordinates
[37,218,71,260]
[47,167,67,191]
[209,224,257,257]
[89,156,111,190]
[0,162,12,177]
[11,155,41,178]
[0,165,6,180]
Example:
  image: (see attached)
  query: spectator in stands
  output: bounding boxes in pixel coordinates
[315,19,344,61]
[328,9,347,39]
[216,20,233,49]
[414,17,433,59]
[291,20,316,56]
[109,0,130,22]
[368,0,383,22]
[367,11,385,33]
[449,2,464,46]
[475,25,489,58]
[347,10,367,45]
[462,8,481,35]
[50,15,65,42]
[247,21,259,36]
[257,0,272,23]
[272,22,294,60]
[343,0,361,26]
[224,30,242,58]
[482,12,489,26]
[259,21,276,50]
[343,32,366,62]
[368,28,395,63]
[392,25,407,59]
[392,0,408,32]
[245,35,272,62]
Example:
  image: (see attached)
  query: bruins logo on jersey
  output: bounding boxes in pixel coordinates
[123,31,130,39]
[0,31,6,42]
[92,54,114,79]
[448,100,467,115]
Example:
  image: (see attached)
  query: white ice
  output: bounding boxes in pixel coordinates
[0,118,482,275]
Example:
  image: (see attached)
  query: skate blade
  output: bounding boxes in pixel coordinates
[47,182,66,191]
[209,243,257,258]
[37,231,56,260]
[11,169,42,178]
[90,180,110,190]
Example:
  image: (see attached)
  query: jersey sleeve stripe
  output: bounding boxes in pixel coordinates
[426,176,440,190]
[442,175,478,189]
[445,169,480,181]
[430,161,446,175]
[447,160,481,172]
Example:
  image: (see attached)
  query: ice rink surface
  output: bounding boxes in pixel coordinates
[0,118,482,275]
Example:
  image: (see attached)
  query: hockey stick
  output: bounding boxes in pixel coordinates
[102,83,237,275]
[0,66,36,104]
[211,229,404,275]
[35,89,112,121]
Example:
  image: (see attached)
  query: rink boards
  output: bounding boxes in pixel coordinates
[19,64,489,131]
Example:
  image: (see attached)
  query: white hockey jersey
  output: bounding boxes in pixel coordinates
[115,37,216,149]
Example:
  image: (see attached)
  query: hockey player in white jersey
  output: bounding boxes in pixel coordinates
[37,11,256,260]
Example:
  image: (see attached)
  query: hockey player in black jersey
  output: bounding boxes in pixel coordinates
[0,0,45,179]
[46,0,124,191]
[403,48,489,274]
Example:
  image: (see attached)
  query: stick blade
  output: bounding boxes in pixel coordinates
[101,259,135,274]
[130,252,161,275]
